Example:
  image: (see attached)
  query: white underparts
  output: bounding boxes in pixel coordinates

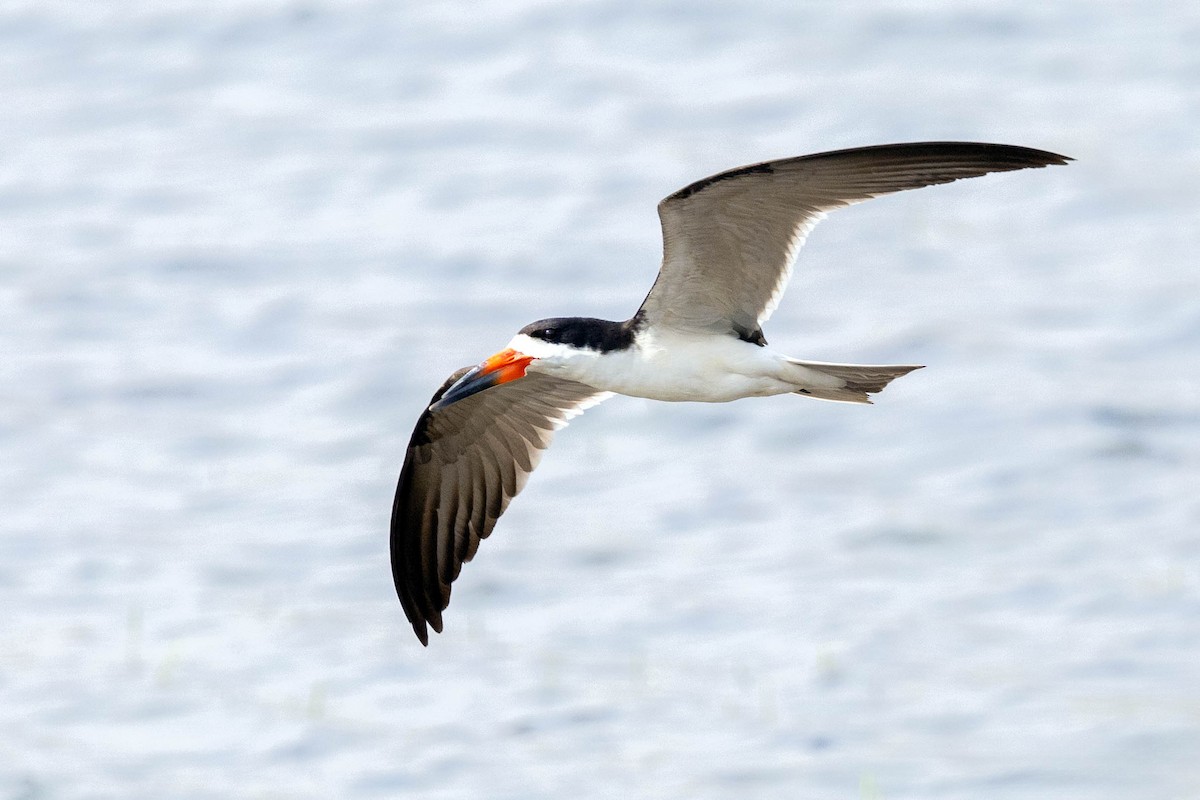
[510,330,920,404]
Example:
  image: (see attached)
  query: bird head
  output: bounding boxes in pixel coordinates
[429,317,624,411]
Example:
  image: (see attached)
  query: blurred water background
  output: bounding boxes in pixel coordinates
[2,1,1198,798]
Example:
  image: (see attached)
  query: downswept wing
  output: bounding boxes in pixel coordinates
[391,369,610,645]
[640,142,1071,339]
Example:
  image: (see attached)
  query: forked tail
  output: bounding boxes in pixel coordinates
[786,359,924,404]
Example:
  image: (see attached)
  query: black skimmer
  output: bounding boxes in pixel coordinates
[391,141,1070,644]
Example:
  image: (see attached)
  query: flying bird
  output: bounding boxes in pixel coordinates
[391,141,1070,644]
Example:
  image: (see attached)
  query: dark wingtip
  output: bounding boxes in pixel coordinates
[1022,146,1072,166]
[882,141,1074,176]
[895,141,1072,169]
[1002,144,1073,168]
[395,368,478,649]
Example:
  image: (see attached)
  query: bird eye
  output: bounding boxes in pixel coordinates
[541,328,554,338]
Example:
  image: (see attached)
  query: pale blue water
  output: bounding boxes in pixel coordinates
[2,2,1198,798]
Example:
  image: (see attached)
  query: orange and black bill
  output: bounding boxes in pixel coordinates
[430,349,534,410]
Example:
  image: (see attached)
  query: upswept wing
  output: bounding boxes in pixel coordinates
[640,142,1070,339]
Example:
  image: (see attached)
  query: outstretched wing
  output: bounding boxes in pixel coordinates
[639,142,1070,340]
[391,370,610,645]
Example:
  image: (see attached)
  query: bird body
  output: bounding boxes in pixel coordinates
[511,325,917,403]
[391,141,1071,645]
